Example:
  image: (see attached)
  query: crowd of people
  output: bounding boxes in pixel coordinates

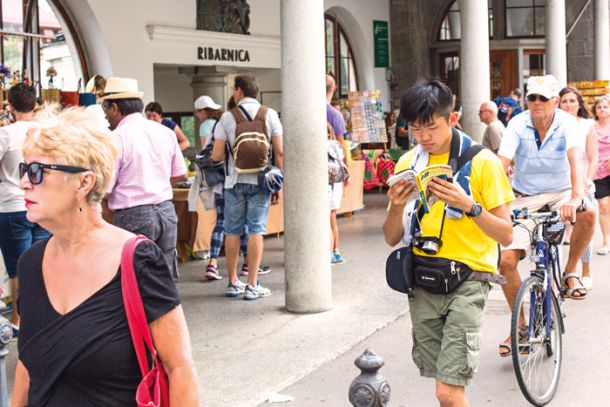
[1,63,609,405]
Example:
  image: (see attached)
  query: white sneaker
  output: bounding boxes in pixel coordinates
[226,279,247,297]
[243,283,271,300]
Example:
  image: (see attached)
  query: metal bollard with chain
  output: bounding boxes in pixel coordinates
[348,348,391,407]
[0,302,13,407]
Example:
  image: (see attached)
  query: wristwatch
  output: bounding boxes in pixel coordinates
[466,202,483,218]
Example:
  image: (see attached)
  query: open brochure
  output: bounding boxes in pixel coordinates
[387,164,453,213]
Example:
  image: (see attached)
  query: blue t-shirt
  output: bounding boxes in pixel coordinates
[161,118,177,131]
[326,104,346,137]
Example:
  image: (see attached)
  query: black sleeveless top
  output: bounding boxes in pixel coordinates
[17,238,181,406]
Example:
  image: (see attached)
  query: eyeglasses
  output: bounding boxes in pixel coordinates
[527,94,550,103]
[479,109,491,114]
[19,162,89,185]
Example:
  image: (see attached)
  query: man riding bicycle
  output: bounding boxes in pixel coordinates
[497,75,596,357]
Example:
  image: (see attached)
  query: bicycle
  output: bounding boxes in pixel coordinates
[510,208,567,406]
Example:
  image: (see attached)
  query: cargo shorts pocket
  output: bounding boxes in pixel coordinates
[411,330,424,371]
[461,331,482,377]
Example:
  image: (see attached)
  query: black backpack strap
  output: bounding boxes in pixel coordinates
[456,144,486,172]
[238,105,253,121]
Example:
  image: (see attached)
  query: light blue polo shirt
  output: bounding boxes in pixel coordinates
[498,108,579,196]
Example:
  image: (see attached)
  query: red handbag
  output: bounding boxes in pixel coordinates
[121,235,170,407]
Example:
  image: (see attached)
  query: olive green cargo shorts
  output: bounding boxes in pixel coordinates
[409,281,490,387]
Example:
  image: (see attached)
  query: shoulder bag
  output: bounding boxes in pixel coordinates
[121,235,170,407]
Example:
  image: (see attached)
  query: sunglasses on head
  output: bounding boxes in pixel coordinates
[19,162,89,185]
[527,94,550,103]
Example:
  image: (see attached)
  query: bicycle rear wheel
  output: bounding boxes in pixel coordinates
[511,276,563,406]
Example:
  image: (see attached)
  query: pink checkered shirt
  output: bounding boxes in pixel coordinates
[107,113,187,210]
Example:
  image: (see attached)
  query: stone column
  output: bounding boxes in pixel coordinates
[191,73,228,111]
[595,0,610,80]
[459,0,490,142]
[281,0,332,313]
[546,0,567,85]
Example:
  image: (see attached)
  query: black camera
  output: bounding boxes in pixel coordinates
[413,236,442,255]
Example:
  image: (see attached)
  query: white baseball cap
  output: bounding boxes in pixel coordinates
[194,95,221,110]
[526,75,560,99]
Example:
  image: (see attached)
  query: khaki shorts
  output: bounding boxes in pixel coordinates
[503,190,589,252]
[409,281,490,387]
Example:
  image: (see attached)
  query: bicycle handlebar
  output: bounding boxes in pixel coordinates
[511,208,561,224]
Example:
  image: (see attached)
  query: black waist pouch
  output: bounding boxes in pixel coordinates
[385,246,415,301]
[413,255,473,294]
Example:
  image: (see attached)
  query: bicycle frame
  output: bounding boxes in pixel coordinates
[514,209,565,341]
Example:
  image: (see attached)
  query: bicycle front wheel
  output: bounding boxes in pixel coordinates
[511,275,563,406]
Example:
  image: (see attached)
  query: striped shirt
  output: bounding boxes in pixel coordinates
[498,109,579,196]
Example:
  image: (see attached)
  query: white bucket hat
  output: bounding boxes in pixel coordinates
[98,77,144,101]
[194,95,221,110]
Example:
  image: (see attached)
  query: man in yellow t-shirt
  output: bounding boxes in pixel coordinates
[383,79,515,406]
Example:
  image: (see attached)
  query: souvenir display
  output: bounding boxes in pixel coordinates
[348,90,388,143]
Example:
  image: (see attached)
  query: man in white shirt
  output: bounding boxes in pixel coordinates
[212,74,284,300]
[0,83,50,335]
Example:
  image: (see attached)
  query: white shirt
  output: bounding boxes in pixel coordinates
[0,121,35,212]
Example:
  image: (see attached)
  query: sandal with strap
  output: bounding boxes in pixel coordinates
[562,272,587,300]
[498,327,528,357]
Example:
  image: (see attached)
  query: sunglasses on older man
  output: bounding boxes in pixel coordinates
[19,162,89,185]
[526,94,550,103]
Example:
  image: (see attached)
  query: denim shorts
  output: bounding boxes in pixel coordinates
[224,183,271,236]
[0,211,51,278]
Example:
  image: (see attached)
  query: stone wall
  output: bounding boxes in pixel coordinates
[566,0,596,81]
[389,0,445,108]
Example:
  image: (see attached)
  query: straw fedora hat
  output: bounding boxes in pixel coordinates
[98,77,144,101]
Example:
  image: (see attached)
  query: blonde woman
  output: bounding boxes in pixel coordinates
[11,106,199,406]
[593,95,610,255]
[559,87,598,289]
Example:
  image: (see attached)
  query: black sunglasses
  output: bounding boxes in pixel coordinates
[19,162,89,185]
[527,94,550,103]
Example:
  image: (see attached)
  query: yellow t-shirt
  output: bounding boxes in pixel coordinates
[394,147,515,273]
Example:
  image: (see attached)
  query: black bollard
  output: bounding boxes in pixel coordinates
[348,348,391,407]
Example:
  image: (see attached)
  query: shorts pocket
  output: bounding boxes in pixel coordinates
[411,330,424,371]
[461,331,482,377]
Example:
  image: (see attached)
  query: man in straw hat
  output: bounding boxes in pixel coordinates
[102,77,187,281]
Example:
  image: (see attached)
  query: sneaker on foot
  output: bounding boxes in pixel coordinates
[205,264,222,281]
[331,252,346,265]
[240,265,272,276]
[226,279,247,297]
[243,283,271,300]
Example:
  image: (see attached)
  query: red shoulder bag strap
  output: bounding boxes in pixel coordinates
[121,235,160,377]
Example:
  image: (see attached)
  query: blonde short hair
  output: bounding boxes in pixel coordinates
[22,104,118,204]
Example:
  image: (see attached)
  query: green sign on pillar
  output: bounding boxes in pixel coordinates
[373,20,389,68]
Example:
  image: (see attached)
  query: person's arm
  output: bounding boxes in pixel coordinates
[585,125,599,189]
[427,178,513,246]
[383,179,417,246]
[271,135,283,170]
[212,138,227,162]
[170,174,188,185]
[11,361,29,407]
[174,125,190,151]
[150,306,199,406]
[561,146,585,223]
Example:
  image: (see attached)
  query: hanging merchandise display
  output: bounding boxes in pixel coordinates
[348,90,388,144]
